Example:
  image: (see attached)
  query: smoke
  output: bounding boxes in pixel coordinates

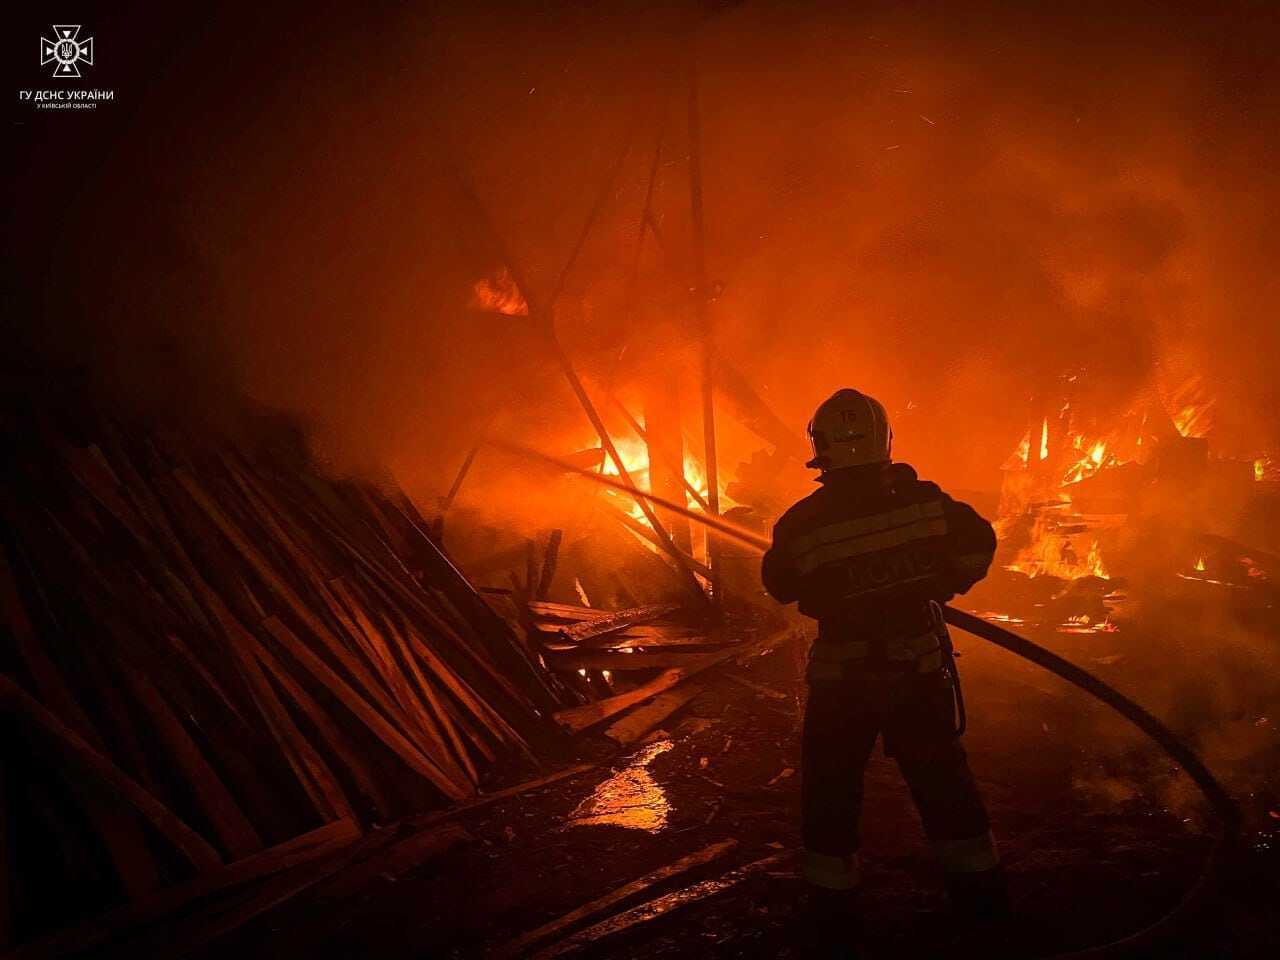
[8,1,1280,494]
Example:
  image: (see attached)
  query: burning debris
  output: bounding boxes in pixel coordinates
[981,376,1279,631]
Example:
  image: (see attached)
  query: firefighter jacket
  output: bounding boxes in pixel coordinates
[762,462,995,666]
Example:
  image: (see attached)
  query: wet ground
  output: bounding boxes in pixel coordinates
[183,600,1280,959]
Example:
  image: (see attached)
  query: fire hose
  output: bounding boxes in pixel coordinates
[495,441,1242,956]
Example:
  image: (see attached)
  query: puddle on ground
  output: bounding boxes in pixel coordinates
[568,739,674,832]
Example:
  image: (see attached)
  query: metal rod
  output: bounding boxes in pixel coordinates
[606,394,710,511]
[490,440,768,552]
[441,443,481,514]
[546,339,709,603]
[686,37,721,604]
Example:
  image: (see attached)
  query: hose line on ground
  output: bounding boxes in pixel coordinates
[942,606,1240,958]
[497,441,1242,956]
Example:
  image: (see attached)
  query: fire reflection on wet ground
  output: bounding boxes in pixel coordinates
[569,740,674,832]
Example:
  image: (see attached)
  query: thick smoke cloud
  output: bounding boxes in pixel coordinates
[9,0,1280,501]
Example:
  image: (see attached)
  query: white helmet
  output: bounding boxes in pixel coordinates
[806,389,893,471]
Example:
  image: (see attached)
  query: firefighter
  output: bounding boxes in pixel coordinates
[762,388,1004,949]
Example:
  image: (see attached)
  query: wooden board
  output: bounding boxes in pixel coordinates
[261,616,471,802]
[557,605,681,645]
[527,601,607,623]
[528,854,787,959]
[603,682,709,745]
[120,823,449,958]
[10,819,361,959]
[553,669,686,734]
[121,664,263,859]
[494,839,737,958]
[553,630,795,735]
[543,651,716,672]
[0,675,222,872]
[0,548,162,898]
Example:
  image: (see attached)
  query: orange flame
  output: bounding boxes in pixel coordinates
[1004,523,1109,580]
[1166,376,1214,438]
[470,268,529,316]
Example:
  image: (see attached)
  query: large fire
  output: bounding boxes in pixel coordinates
[593,429,734,569]
[997,381,1221,584]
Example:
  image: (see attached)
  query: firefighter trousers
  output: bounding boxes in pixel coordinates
[800,662,998,892]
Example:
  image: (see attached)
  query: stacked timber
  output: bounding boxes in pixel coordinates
[524,601,793,745]
[0,406,566,949]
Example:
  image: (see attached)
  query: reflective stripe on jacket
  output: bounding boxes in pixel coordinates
[762,462,995,636]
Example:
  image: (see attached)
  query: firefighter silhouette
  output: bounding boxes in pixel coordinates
[763,389,1005,950]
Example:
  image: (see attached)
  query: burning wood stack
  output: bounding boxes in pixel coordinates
[0,403,568,949]
[986,381,1278,628]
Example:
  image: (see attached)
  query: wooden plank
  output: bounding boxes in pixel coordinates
[358,595,482,784]
[204,595,352,823]
[401,622,533,757]
[603,681,708,745]
[528,854,787,959]
[328,578,471,786]
[527,600,606,623]
[305,823,472,903]
[381,499,564,711]
[553,669,686,734]
[250,640,393,822]
[406,763,597,832]
[576,635,726,652]
[543,650,711,672]
[175,470,423,740]
[558,604,680,644]
[433,690,498,765]
[600,624,712,641]
[119,821,420,959]
[724,674,790,702]
[573,628,724,652]
[275,478,554,732]
[31,503,252,749]
[494,839,737,958]
[262,616,472,802]
[553,631,790,735]
[9,819,361,960]
[121,664,264,859]
[156,628,247,727]
[0,674,222,872]
[95,429,220,637]
[0,547,162,898]
[535,530,563,600]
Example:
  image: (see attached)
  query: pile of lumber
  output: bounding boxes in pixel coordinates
[0,409,566,948]
[523,601,788,745]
